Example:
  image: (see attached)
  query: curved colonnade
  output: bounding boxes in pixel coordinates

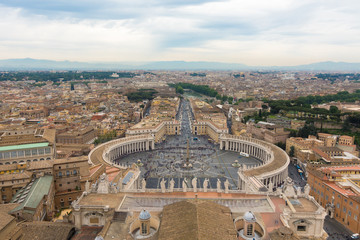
[219,134,289,190]
[88,135,155,167]
[89,133,289,192]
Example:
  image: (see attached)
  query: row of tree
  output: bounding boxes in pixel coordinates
[125,89,158,102]
[169,82,218,97]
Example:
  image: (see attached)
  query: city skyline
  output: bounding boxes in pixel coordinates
[1,0,360,66]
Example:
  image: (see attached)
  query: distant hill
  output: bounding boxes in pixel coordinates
[0,58,131,70]
[284,61,360,71]
[0,58,359,71]
[140,61,249,70]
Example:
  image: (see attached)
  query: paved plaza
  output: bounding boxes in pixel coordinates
[117,99,262,189]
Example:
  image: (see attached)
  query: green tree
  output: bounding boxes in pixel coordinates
[329,106,339,114]
[289,130,297,137]
[289,146,295,157]
[298,123,317,138]
[342,118,351,132]
[176,86,184,94]
[276,142,286,150]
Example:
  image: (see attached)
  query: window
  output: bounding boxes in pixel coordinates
[25,150,31,156]
[45,148,51,154]
[141,223,147,235]
[297,226,306,231]
[349,211,352,216]
[355,215,358,221]
[0,153,2,159]
[66,171,70,176]
[18,151,24,157]
[350,201,353,206]
[59,184,62,187]
[11,151,17,158]
[32,149,38,155]
[4,152,10,159]
[344,207,347,213]
[325,196,328,200]
[337,203,340,208]
[247,224,253,236]
[73,170,77,175]
[38,148,44,155]
[58,172,62,178]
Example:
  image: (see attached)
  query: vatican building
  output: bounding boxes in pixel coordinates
[72,97,326,240]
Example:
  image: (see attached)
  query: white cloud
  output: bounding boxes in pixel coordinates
[1,0,360,65]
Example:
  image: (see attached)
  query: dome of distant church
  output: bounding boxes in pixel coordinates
[139,209,151,220]
[243,211,256,222]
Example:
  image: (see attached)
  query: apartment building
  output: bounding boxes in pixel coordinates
[308,166,360,233]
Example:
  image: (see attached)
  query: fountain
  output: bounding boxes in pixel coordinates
[232,159,241,168]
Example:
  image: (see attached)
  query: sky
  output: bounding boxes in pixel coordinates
[1,0,360,66]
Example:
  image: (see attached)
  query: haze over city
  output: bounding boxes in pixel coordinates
[1,0,360,66]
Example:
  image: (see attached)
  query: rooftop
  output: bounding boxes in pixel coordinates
[20,221,75,240]
[289,198,318,213]
[78,192,125,208]
[0,142,49,152]
[10,175,53,214]
[0,203,19,231]
[158,200,237,240]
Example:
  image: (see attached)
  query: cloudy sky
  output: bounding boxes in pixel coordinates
[1,0,360,65]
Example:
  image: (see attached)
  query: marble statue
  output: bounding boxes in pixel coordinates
[224,179,229,194]
[85,180,90,193]
[268,181,274,192]
[217,178,222,193]
[304,183,310,196]
[141,178,146,192]
[169,178,175,192]
[192,177,197,192]
[91,183,97,192]
[296,186,301,197]
[97,173,110,194]
[160,178,167,193]
[282,177,296,198]
[111,183,118,194]
[183,179,187,192]
[203,178,209,192]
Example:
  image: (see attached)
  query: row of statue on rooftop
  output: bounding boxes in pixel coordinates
[141,177,231,193]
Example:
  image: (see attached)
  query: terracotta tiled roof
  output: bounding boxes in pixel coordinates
[0,203,19,230]
[20,221,75,240]
[158,200,237,240]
